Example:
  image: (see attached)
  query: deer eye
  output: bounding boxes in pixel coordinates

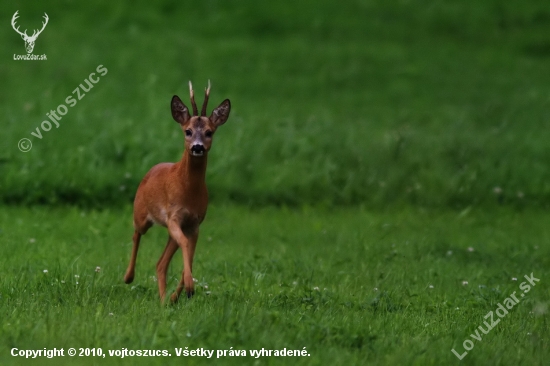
[185,129,192,137]
[205,130,213,138]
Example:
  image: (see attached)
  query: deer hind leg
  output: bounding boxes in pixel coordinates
[156,235,179,303]
[124,231,142,284]
[124,214,152,284]
[167,221,198,302]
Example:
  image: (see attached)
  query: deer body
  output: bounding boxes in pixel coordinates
[124,81,230,303]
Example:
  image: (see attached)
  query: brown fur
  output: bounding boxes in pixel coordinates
[124,84,230,303]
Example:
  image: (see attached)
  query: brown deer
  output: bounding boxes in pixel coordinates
[124,81,231,303]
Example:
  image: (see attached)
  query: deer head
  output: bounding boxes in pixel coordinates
[11,11,49,54]
[171,81,231,157]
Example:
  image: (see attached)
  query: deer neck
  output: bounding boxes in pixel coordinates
[178,151,208,189]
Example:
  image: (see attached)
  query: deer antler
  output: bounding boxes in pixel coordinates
[30,13,49,40]
[189,81,198,116]
[11,11,28,38]
[201,80,211,116]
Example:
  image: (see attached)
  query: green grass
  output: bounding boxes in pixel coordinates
[0,205,549,365]
[2,0,550,208]
[1,0,550,365]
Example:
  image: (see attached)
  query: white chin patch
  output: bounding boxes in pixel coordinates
[191,151,204,157]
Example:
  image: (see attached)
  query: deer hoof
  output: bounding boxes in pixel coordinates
[123,273,134,284]
[170,292,179,303]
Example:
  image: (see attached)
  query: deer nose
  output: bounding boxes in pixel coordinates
[191,144,205,152]
[191,144,205,155]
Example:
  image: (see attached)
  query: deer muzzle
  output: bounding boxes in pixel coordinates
[190,144,205,157]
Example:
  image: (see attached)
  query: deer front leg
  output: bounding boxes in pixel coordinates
[156,235,179,303]
[181,231,197,297]
[124,231,141,284]
[167,221,198,302]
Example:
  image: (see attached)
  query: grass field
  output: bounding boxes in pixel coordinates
[1,0,550,365]
[1,206,549,365]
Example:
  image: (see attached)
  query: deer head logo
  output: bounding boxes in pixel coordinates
[11,11,49,54]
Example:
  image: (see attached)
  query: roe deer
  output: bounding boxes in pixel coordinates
[124,81,231,303]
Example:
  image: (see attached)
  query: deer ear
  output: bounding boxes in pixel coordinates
[171,95,190,124]
[210,99,231,126]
